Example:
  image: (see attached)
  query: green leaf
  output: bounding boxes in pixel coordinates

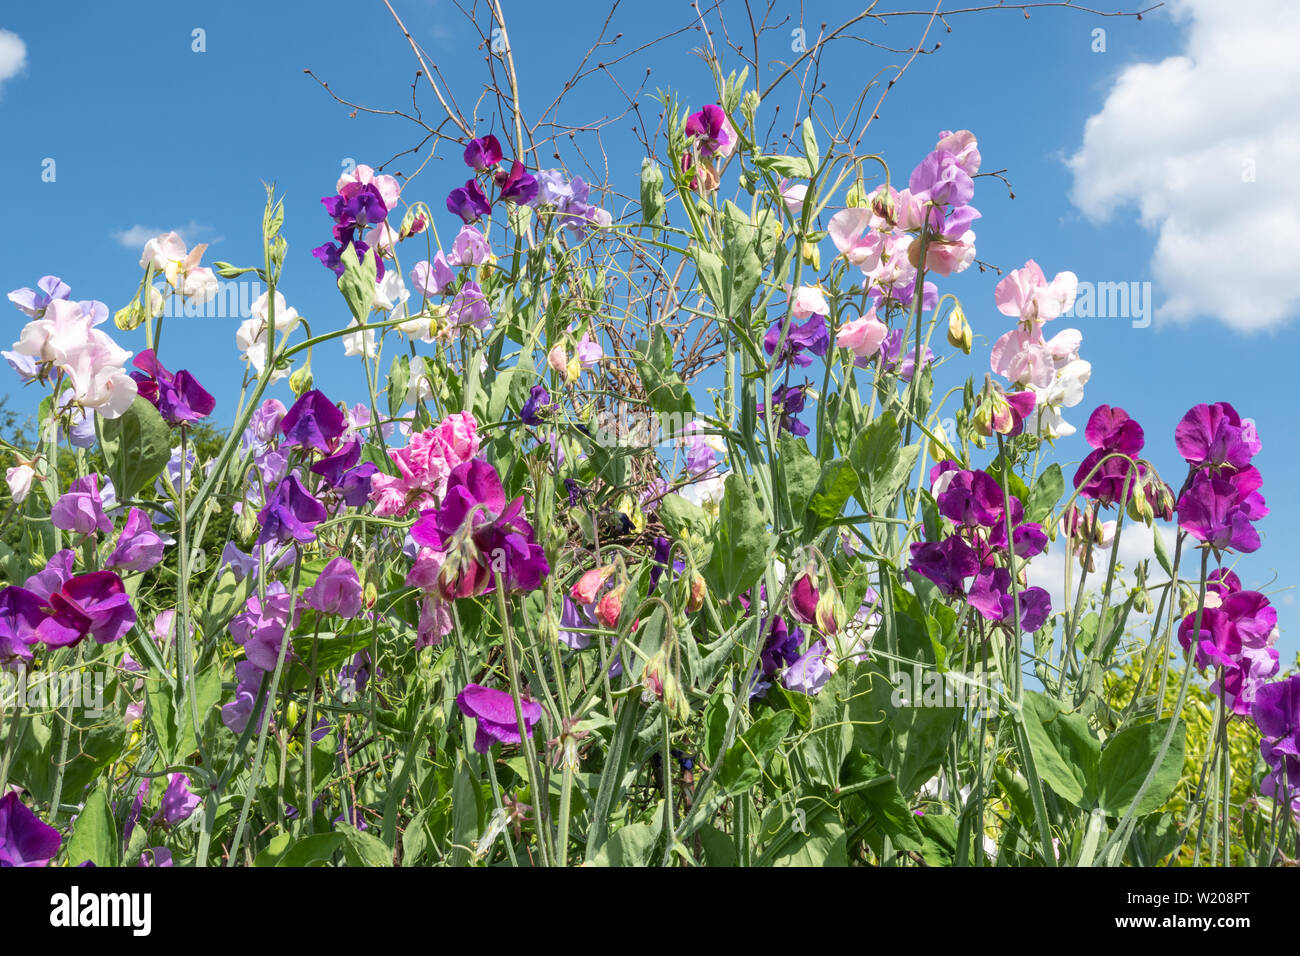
[658,493,711,542]
[387,353,410,419]
[66,786,118,867]
[778,435,820,520]
[337,243,377,322]
[805,457,859,533]
[716,710,794,796]
[1097,719,1186,817]
[276,832,345,867]
[698,824,738,866]
[754,154,812,180]
[99,397,172,501]
[1021,691,1100,808]
[634,327,695,414]
[851,412,920,514]
[591,820,660,866]
[800,117,820,171]
[1026,464,1064,526]
[337,823,392,866]
[768,811,848,867]
[706,474,771,600]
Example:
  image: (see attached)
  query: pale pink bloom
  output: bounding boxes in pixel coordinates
[920,231,976,277]
[181,266,218,304]
[364,221,400,255]
[994,260,1078,326]
[990,329,1055,389]
[837,310,888,359]
[935,129,980,176]
[828,208,884,272]
[5,463,35,503]
[548,343,568,373]
[779,178,807,215]
[788,284,830,319]
[139,232,210,288]
[337,164,401,211]
[868,233,918,288]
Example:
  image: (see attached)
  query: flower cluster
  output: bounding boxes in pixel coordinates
[1179,569,1278,716]
[1174,402,1266,554]
[313,164,402,278]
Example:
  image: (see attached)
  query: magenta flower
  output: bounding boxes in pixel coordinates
[1074,405,1146,507]
[106,508,167,573]
[447,179,491,224]
[0,586,45,667]
[51,474,113,537]
[130,349,216,425]
[0,792,61,867]
[36,570,136,648]
[463,134,503,171]
[1174,401,1260,469]
[494,161,539,205]
[1176,472,1262,554]
[410,458,549,598]
[304,557,363,618]
[257,474,328,547]
[456,683,542,754]
[684,104,736,159]
[230,584,299,672]
[281,389,347,453]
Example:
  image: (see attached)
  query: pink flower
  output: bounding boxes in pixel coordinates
[432,411,480,463]
[303,557,363,618]
[935,129,981,176]
[789,285,830,319]
[828,208,884,272]
[368,413,481,517]
[837,311,889,359]
[994,260,1078,327]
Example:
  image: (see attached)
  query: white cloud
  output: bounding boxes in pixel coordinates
[111,220,223,251]
[1066,0,1300,332]
[0,30,27,94]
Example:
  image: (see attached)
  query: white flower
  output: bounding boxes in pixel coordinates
[237,292,301,384]
[5,463,35,503]
[342,319,377,358]
[680,473,725,515]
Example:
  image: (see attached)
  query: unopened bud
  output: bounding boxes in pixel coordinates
[947,302,972,354]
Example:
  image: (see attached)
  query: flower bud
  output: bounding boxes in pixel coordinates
[946,302,972,354]
[845,181,868,209]
[686,572,707,613]
[548,343,569,374]
[571,565,615,605]
[870,185,896,226]
[801,240,820,271]
[289,365,314,398]
[596,581,627,630]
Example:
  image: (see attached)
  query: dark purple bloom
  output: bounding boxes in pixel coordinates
[967,567,1051,632]
[281,390,347,453]
[155,773,201,827]
[0,586,44,668]
[257,474,328,547]
[456,683,542,753]
[1254,676,1300,766]
[130,349,216,425]
[447,179,491,224]
[937,470,1006,529]
[1074,405,1147,507]
[757,384,810,437]
[464,134,503,171]
[760,615,804,678]
[410,459,549,598]
[764,314,830,368]
[336,462,378,508]
[313,238,384,280]
[105,508,167,573]
[36,571,136,648]
[0,792,61,867]
[310,437,361,486]
[323,184,388,235]
[495,161,539,205]
[520,384,553,426]
[908,535,980,598]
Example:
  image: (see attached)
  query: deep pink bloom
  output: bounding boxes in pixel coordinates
[1175,402,1260,470]
[51,474,113,536]
[369,414,481,518]
[463,134,503,171]
[494,161,539,205]
[130,349,216,425]
[684,105,736,159]
[1176,473,1261,553]
[36,571,136,648]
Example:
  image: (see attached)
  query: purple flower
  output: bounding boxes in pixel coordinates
[257,474,328,547]
[764,314,830,368]
[281,390,347,453]
[447,179,491,224]
[411,254,457,297]
[24,550,75,602]
[323,184,389,235]
[448,280,491,330]
[1176,472,1262,554]
[456,683,542,753]
[783,640,834,695]
[311,437,361,486]
[966,567,1051,632]
[0,586,44,668]
[1254,676,1300,768]
[448,226,493,267]
[878,327,935,382]
[312,238,384,280]
[1175,402,1260,470]
[230,584,299,672]
[760,615,804,678]
[684,104,735,159]
[222,660,269,733]
[0,792,61,867]
[130,349,216,425]
[336,462,378,508]
[106,508,167,573]
[410,459,549,598]
[303,557,362,618]
[681,421,718,476]
[8,275,72,319]
[36,571,136,648]
[155,773,201,827]
[757,384,809,437]
[558,594,592,650]
[495,161,539,205]
[51,474,113,537]
[908,535,980,597]
[463,134,503,171]
[520,384,553,426]
[909,149,975,208]
[1177,607,1240,672]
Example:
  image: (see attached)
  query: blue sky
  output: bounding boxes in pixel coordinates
[0,1,1295,651]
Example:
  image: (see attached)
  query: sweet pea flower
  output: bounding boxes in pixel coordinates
[908,149,974,208]
[495,161,539,205]
[5,462,35,504]
[447,179,491,223]
[448,226,493,267]
[36,570,137,648]
[411,254,457,298]
[156,773,201,827]
[8,275,71,318]
[909,536,980,597]
[828,208,885,272]
[0,586,45,668]
[837,310,888,359]
[130,349,215,425]
[456,683,543,753]
[51,474,113,536]
[1177,473,1262,554]
[0,792,61,866]
[684,104,736,159]
[281,390,347,453]
[257,475,327,547]
[106,508,166,573]
[230,584,299,672]
[303,557,363,618]
[1174,402,1261,470]
[463,134,503,171]
[337,164,401,212]
[994,260,1078,328]
[236,292,301,383]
